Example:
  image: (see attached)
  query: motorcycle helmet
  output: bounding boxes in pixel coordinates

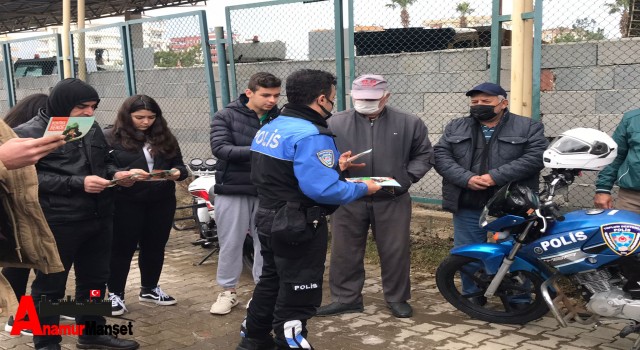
[485,182,539,218]
[543,128,617,171]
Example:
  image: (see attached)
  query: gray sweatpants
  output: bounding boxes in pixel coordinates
[328,192,412,304]
[214,194,263,288]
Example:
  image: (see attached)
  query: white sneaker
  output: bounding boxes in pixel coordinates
[210,291,239,315]
[109,293,128,316]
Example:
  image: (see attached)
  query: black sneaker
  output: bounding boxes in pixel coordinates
[236,336,277,350]
[77,335,139,349]
[316,302,364,316]
[138,286,177,306]
[109,293,127,316]
[4,315,33,336]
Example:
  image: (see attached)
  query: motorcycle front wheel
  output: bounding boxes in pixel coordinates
[436,255,549,324]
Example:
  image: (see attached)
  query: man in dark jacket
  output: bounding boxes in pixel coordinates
[434,82,547,270]
[13,78,139,350]
[209,72,281,315]
[316,74,433,319]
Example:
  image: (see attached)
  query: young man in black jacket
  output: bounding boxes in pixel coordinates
[209,72,281,315]
[13,78,139,350]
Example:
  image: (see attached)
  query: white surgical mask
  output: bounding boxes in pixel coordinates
[353,100,380,115]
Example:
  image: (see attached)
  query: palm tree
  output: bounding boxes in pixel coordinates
[606,0,631,37]
[456,2,475,28]
[386,0,417,29]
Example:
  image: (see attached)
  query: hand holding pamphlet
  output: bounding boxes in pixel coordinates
[346,177,401,187]
[145,169,177,181]
[346,148,372,163]
[43,116,94,142]
[108,174,136,187]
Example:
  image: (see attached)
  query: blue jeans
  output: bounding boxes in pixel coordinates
[452,208,487,296]
[452,208,532,305]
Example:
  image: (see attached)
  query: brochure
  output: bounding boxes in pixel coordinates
[346,148,372,163]
[107,174,136,187]
[144,169,176,181]
[346,177,401,187]
[43,116,94,142]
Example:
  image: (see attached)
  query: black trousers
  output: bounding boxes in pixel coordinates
[107,197,175,294]
[1,266,32,300]
[245,210,327,349]
[32,216,112,348]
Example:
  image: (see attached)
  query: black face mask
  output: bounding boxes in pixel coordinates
[470,104,498,121]
[319,99,334,119]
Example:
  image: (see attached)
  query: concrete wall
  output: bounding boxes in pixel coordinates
[4,37,640,206]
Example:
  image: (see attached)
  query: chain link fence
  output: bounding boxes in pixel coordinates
[69,11,215,162]
[227,0,338,104]
[0,48,7,116]
[0,34,61,116]
[224,0,637,209]
[539,0,637,209]
[350,0,495,202]
[72,25,129,127]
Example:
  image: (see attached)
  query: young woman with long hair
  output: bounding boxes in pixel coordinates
[104,94,187,315]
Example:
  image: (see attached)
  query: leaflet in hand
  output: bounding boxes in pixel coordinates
[144,169,176,181]
[346,177,401,187]
[107,174,136,187]
[43,116,94,142]
[346,148,372,162]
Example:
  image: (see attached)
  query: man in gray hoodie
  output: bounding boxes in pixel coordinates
[317,74,433,318]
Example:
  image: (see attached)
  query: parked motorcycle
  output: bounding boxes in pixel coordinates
[435,128,640,348]
[173,158,254,269]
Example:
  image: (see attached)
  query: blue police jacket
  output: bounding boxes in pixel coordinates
[250,104,368,209]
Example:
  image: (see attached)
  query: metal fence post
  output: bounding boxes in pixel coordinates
[55,33,63,81]
[197,12,218,120]
[490,0,503,84]
[531,0,543,121]
[1,43,15,108]
[225,8,238,99]
[120,24,136,96]
[214,26,231,108]
[335,0,346,111]
[69,32,76,78]
[347,0,355,87]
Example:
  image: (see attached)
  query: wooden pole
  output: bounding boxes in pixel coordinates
[78,0,86,81]
[510,0,524,115]
[62,0,71,78]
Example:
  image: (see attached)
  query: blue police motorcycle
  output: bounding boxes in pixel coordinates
[436,128,640,347]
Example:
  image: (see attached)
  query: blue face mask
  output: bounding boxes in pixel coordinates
[470,104,498,121]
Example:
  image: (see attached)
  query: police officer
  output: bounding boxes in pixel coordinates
[236,69,381,350]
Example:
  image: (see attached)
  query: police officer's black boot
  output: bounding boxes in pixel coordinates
[236,336,276,350]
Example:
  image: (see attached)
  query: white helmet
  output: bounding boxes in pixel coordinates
[543,128,617,171]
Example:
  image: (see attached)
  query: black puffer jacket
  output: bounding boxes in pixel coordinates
[104,127,188,202]
[434,110,548,213]
[13,109,116,223]
[210,94,278,196]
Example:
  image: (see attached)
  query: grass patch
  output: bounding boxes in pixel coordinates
[363,235,453,273]
[328,229,453,274]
